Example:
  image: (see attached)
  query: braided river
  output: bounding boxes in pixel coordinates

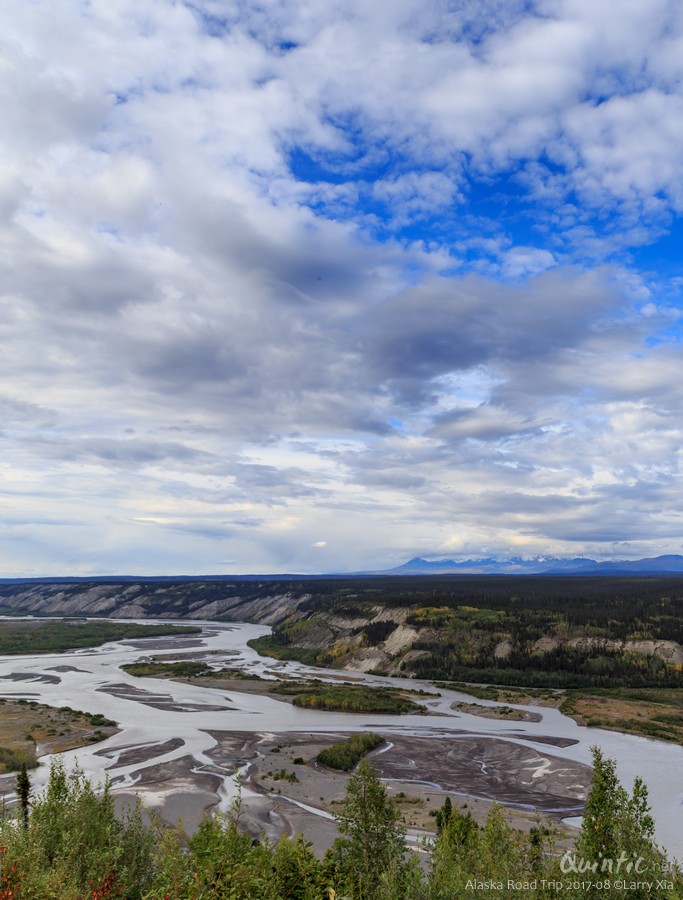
[0,619,681,856]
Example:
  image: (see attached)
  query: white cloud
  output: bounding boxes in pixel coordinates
[0,0,681,573]
[501,247,556,278]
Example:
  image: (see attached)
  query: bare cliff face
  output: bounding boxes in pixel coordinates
[529,636,683,666]
[0,581,303,624]
[2,580,682,680]
[0,581,427,674]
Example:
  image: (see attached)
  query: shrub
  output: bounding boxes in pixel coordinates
[317,733,384,771]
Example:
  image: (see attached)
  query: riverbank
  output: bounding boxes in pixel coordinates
[438,682,683,747]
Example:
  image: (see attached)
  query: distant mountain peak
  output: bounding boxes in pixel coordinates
[385,554,683,576]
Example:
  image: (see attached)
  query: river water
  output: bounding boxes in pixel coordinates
[0,619,681,856]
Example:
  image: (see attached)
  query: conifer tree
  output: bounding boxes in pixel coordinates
[15,762,30,828]
[435,795,452,832]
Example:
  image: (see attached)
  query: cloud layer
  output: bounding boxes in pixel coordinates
[1,0,682,574]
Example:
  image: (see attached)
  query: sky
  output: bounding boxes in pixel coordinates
[2,0,683,576]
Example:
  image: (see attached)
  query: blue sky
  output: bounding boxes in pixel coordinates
[1,0,683,575]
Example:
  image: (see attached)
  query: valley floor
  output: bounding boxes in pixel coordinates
[1,618,682,861]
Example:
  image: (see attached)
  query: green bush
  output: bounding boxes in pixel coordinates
[289,683,425,714]
[122,661,211,678]
[0,759,155,898]
[0,745,37,772]
[317,733,385,771]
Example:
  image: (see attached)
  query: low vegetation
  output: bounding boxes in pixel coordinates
[266,768,299,783]
[287,683,426,714]
[246,633,333,667]
[123,663,429,715]
[122,661,212,678]
[0,620,200,655]
[0,698,117,771]
[0,749,680,898]
[122,660,265,681]
[436,683,556,703]
[560,686,683,745]
[0,746,37,772]
[317,732,385,770]
[446,682,683,747]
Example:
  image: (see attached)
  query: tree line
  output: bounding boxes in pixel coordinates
[1,748,681,898]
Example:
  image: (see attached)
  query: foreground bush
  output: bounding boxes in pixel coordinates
[0,761,155,899]
[1,749,682,898]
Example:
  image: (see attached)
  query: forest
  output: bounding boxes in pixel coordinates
[292,574,683,640]
[250,576,683,688]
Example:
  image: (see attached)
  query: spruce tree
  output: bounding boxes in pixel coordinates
[436,795,453,832]
[16,762,30,828]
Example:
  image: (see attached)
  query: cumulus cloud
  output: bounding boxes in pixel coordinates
[0,0,682,574]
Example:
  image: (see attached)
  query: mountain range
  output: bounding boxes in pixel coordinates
[2,554,683,584]
[383,554,683,576]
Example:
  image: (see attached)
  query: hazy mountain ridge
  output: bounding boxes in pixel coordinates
[3,554,683,585]
[385,554,683,576]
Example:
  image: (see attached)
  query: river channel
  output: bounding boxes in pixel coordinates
[0,619,681,857]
